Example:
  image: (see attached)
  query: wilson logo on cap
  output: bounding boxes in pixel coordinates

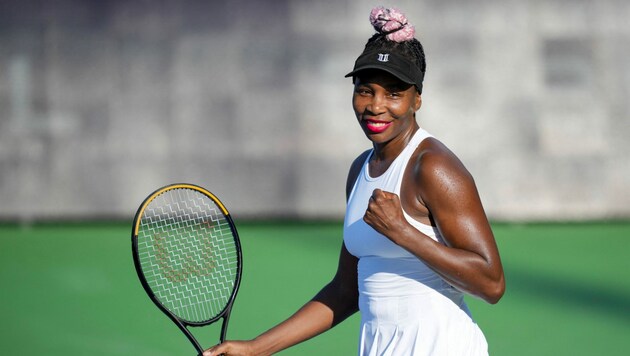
[377,53,390,62]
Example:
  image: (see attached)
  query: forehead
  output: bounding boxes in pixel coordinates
[354,69,413,91]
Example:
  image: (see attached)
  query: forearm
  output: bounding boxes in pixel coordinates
[204,245,359,356]
[249,300,336,355]
[396,223,504,303]
[249,275,358,355]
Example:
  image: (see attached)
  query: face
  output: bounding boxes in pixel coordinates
[352,70,422,145]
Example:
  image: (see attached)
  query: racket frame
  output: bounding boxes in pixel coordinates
[131,183,242,355]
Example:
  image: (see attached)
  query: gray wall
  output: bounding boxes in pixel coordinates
[1,0,629,221]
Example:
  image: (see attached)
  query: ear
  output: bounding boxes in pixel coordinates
[414,92,422,111]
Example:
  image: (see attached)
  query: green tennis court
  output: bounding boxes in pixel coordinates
[1,221,628,355]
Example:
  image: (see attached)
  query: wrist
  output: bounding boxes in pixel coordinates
[251,335,278,356]
[396,221,424,248]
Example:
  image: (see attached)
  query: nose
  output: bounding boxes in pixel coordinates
[367,93,385,115]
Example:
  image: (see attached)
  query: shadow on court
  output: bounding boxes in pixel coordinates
[505,266,630,324]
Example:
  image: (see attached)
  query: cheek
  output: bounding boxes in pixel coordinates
[352,96,364,114]
[391,103,412,118]
[401,99,418,116]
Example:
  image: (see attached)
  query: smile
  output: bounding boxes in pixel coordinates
[364,119,393,134]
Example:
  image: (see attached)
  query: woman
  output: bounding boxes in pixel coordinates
[205,6,504,356]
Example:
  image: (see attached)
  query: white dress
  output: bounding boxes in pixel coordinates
[343,129,489,356]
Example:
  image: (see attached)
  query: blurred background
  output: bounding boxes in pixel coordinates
[1,1,629,355]
[1,0,629,222]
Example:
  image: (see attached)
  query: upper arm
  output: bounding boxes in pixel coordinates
[312,242,358,326]
[310,151,366,323]
[333,243,359,297]
[416,141,499,265]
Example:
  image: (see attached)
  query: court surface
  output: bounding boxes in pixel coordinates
[1,221,628,355]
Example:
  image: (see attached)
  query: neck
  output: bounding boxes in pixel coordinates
[372,124,419,161]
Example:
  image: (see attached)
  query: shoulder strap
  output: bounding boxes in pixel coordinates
[393,128,433,194]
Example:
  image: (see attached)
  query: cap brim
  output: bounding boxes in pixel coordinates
[345,65,416,85]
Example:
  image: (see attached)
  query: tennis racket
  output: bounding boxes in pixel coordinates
[131,183,242,355]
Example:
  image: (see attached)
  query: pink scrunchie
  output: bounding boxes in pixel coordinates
[369,6,415,42]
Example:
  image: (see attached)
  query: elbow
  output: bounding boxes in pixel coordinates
[313,279,359,325]
[483,275,505,305]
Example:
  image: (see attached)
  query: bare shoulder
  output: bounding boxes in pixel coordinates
[411,137,477,208]
[416,137,472,180]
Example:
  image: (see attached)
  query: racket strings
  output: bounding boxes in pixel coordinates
[137,188,238,323]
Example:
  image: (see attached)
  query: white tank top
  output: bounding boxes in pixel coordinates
[343,128,487,355]
[344,127,466,305]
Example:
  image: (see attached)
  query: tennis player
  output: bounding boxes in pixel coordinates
[205,6,504,356]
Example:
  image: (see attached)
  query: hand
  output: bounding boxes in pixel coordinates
[363,189,408,243]
[203,340,256,356]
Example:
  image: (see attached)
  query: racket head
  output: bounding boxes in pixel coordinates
[132,183,242,327]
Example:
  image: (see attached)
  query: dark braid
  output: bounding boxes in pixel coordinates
[363,34,427,74]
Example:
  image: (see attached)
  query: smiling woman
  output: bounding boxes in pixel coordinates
[204,6,504,356]
[350,70,421,144]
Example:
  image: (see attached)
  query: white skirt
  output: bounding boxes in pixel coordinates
[357,257,488,356]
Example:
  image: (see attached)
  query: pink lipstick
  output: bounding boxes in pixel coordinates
[364,119,392,134]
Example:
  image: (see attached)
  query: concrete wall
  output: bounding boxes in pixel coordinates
[1,0,629,221]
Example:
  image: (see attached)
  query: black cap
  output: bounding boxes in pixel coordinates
[345,50,424,93]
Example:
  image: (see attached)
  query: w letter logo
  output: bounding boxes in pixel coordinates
[377,53,390,62]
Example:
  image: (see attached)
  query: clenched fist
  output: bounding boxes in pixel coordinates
[363,189,410,243]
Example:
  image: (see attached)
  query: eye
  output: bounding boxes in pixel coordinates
[355,87,373,96]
